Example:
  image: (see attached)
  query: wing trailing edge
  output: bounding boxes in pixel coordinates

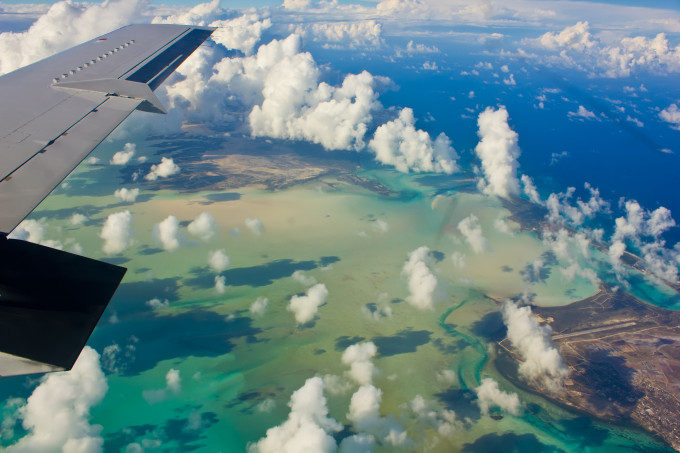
[0,24,214,376]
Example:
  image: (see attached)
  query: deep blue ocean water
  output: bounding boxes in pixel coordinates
[312,38,680,245]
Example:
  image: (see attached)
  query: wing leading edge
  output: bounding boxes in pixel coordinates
[0,24,214,377]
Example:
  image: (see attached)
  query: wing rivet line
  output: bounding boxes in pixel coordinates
[52,40,136,84]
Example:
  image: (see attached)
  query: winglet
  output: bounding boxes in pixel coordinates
[0,237,126,377]
[54,78,167,114]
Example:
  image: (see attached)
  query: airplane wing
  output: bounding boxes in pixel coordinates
[0,24,214,377]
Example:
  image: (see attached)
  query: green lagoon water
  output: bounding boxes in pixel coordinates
[0,137,675,453]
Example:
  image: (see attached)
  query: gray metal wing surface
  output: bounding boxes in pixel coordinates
[0,24,214,377]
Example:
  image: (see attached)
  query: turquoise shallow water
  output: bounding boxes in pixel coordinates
[0,136,676,453]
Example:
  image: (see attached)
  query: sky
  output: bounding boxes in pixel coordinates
[1,0,680,451]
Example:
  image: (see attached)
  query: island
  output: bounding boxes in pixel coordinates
[496,287,680,451]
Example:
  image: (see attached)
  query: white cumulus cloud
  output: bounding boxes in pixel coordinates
[208,249,230,273]
[660,103,680,130]
[568,105,598,121]
[402,246,441,310]
[214,275,227,294]
[369,108,458,174]
[0,0,145,75]
[501,300,569,393]
[142,369,181,405]
[475,106,521,198]
[146,157,180,181]
[341,342,378,385]
[187,212,218,242]
[533,21,680,77]
[249,377,342,453]
[5,347,107,453]
[100,210,133,255]
[114,187,139,203]
[69,213,88,226]
[152,215,181,251]
[287,283,329,325]
[245,218,264,236]
[250,297,269,316]
[458,214,491,254]
[475,377,520,416]
[110,143,136,165]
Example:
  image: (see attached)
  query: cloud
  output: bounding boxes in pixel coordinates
[501,300,569,393]
[474,378,520,416]
[436,369,458,385]
[142,369,181,404]
[282,0,313,10]
[100,340,136,375]
[609,200,678,284]
[409,395,460,437]
[245,218,264,236]
[248,38,382,152]
[560,263,600,288]
[114,187,139,203]
[346,384,408,448]
[152,215,181,251]
[249,377,342,453]
[151,0,221,27]
[538,21,594,52]
[187,212,218,241]
[145,157,180,181]
[361,293,393,321]
[520,175,542,203]
[568,105,598,121]
[532,21,680,77]
[546,183,609,226]
[146,298,169,309]
[298,20,383,49]
[450,251,467,269]
[69,213,88,226]
[494,218,513,235]
[402,246,441,310]
[210,13,272,55]
[9,218,46,243]
[292,270,317,287]
[372,219,389,233]
[660,103,680,130]
[214,275,227,294]
[207,249,230,272]
[110,143,136,165]
[458,214,491,254]
[250,297,269,316]
[369,108,458,174]
[338,434,375,453]
[5,347,107,452]
[164,31,393,156]
[0,0,145,75]
[287,283,329,325]
[347,384,382,430]
[612,200,676,243]
[475,106,521,198]
[341,342,378,385]
[396,40,440,57]
[100,210,133,255]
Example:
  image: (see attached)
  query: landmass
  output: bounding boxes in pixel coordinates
[138,134,398,196]
[496,287,680,451]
